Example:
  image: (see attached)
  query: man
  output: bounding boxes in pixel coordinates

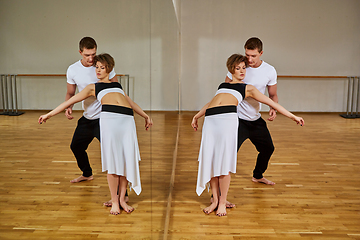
[66,37,134,206]
[225,37,278,185]
[65,37,117,183]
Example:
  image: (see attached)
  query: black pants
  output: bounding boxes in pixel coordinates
[70,116,100,177]
[70,116,129,196]
[238,117,275,179]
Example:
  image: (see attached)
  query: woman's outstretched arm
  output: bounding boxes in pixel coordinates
[245,85,304,126]
[125,94,153,130]
[191,102,211,131]
[38,85,95,124]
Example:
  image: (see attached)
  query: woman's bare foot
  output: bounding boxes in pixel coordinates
[203,202,218,214]
[216,203,227,217]
[120,201,134,213]
[252,177,275,185]
[70,175,93,183]
[103,196,129,207]
[211,197,235,208]
[110,201,120,215]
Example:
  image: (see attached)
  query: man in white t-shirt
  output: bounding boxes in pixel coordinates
[65,37,117,183]
[225,37,278,186]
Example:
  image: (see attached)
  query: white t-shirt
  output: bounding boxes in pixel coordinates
[66,60,116,119]
[227,61,277,121]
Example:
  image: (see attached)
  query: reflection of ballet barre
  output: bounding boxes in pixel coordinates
[0,74,130,116]
[0,74,25,116]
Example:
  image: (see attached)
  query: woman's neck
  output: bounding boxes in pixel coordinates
[98,77,111,83]
[230,77,244,84]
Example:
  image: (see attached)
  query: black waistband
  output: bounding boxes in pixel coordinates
[205,105,237,116]
[102,104,134,116]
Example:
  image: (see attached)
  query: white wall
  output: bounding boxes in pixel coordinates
[0,0,179,111]
[179,0,360,112]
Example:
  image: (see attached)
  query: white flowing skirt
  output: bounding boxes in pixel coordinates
[100,111,142,195]
[196,112,238,196]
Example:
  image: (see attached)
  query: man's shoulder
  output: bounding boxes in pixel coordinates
[261,61,276,71]
[67,60,82,71]
[66,60,83,82]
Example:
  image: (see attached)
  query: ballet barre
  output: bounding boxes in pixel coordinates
[0,74,130,116]
[339,76,360,119]
[278,75,360,119]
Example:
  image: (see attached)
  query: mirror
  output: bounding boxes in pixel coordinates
[0,0,179,238]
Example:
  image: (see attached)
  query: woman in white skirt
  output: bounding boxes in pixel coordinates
[192,54,304,216]
[39,54,152,215]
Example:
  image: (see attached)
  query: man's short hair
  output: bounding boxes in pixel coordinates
[79,37,97,52]
[244,37,263,52]
[94,53,115,73]
[227,54,248,74]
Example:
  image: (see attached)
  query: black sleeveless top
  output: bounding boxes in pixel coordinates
[216,82,246,103]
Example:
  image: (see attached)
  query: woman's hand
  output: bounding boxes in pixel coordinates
[191,117,198,131]
[145,116,153,131]
[38,114,50,124]
[293,116,305,126]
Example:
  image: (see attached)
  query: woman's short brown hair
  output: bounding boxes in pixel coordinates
[226,54,248,74]
[94,53,115,73]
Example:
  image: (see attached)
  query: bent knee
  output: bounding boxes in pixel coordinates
[70,142,87,152]
[258,144,275,155]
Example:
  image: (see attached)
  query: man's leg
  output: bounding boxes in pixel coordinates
[70,117,97,182]
[237,118,250,151]
[248,118,275,184]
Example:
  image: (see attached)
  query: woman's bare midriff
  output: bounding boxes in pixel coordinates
[100,92,131,108]
[208,93,238,109]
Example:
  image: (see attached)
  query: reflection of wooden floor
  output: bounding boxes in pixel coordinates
[1,111,360,239]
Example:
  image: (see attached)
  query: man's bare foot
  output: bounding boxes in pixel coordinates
[103,200,112,207]
[252,177,275,185]
[225,201,235,208]
[216,203,227,217]
[120,201,134,213]
[110,201,120,215]
[203,202,218,214]
[103,196,129,207]
[211,197,235,208]
[70,175,94,183]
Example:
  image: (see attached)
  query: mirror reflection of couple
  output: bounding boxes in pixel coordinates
[39,37,304,216]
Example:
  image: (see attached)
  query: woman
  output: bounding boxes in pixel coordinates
[192,54,304,217]
[39,53,152,215]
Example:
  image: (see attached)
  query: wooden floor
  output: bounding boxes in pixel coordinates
[0,111,359,239]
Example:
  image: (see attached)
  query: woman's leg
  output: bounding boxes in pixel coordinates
[203,177,219,214]
[216,173,231,216]
[107,174,120,215]
[119,176,134,213]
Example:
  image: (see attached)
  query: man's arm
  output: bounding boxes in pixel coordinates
[267,84,278,121]
[65,83,77,119]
